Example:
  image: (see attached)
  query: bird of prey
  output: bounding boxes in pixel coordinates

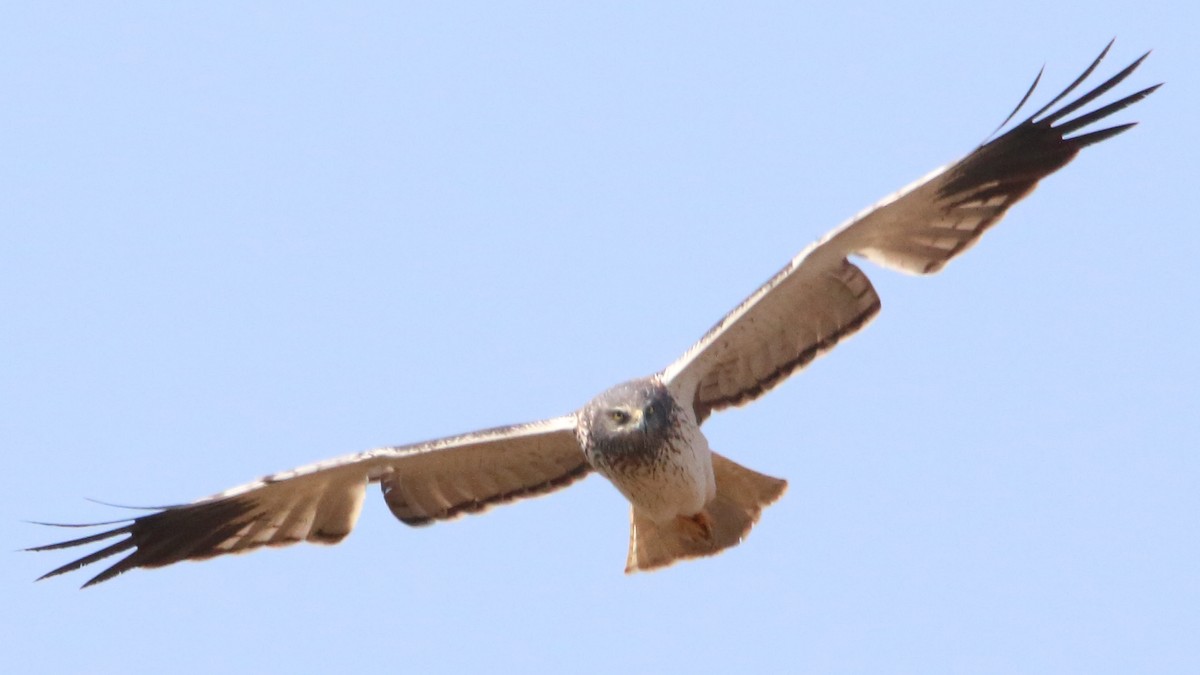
[31,43,1158,587]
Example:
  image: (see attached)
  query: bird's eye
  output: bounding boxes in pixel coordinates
[608,410,630,424]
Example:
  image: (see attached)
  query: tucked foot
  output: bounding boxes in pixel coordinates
[675,511,714,543]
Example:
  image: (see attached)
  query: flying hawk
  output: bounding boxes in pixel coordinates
[31,43,1158,587]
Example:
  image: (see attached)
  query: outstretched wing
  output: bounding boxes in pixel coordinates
[663,42,1158,422]
[30,416,588,587]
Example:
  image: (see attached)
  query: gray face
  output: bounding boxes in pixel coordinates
[579,378,679,471]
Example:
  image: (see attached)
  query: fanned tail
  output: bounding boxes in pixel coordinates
[625,451,786,573]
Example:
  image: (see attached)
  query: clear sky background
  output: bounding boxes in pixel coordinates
[3,3,1196,673]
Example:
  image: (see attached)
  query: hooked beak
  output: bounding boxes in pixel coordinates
[630,408,645,427]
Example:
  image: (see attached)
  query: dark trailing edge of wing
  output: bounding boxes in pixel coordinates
[692,285,881,423]
[381,460,592,526]
[27,499,257,588]
[939,41,1160,206]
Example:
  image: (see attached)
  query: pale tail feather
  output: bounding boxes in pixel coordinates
[624,451,787,573]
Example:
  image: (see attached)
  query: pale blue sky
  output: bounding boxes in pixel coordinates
[4,3,1197,674]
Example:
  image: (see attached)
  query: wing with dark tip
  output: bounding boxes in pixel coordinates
[29,416,588,587]
[663,42,1158,422]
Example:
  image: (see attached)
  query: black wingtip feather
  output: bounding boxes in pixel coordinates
[24,517,137,529]
[36,536,137,582]
[939,43,1157,203]
[26,524,133,553]
[1025,39,1116,124]
[79,519,251,587]
[1034,49,1151,128]
[1056,83,1162,137]
[1063,122,1139,150]
[990,65,1043,138]
[30,498,258,588]
[84,496,183,511]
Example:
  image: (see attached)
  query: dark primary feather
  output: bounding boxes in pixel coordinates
[28,499,257,588]
[938,45,1159,210]
[848,42,1158,277]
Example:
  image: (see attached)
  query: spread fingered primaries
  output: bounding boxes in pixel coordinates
[30,42,1159,587]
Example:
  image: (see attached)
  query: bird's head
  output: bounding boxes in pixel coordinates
[580,377,678,459]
